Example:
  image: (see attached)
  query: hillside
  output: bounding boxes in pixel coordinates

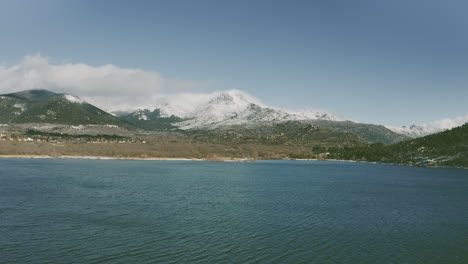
[0,90,125,126]
[121,108,183,130]
[186,121,367,147]
[304,120,410,144]
[328,123,468,167]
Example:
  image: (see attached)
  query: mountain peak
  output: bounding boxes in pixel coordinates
[4,89,59,101]
[209,93,234,104]
[207,90,260,106]
[151,90,343,129]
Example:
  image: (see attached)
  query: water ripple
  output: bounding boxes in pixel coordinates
[0,160,467,263]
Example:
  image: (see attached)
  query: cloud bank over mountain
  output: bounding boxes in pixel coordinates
[0,55,466,131]
[0,54,212,111]
[0,55,331,117]
[423,114,468,130]
[386,114,468,138]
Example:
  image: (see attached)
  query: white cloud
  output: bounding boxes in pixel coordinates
[422,114,468,130]
[1,55,465,131]
[0,54,212,111]
[387,114,468,137]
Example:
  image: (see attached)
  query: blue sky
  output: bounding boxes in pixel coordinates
[0,0,467,126]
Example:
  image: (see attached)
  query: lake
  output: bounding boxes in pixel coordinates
[0,159,467,263]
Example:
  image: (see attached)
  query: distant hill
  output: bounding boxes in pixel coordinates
[304,120,410,144]
[186,120,367,147]
[329,123,468,167]
[0,89,125,126]
[121,108,183,130]
[386,124,442,138]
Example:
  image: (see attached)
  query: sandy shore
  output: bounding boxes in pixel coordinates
[0,155,395,163]
[0,155,364,163]
[0,155,255,162]
[0,155,203,161]
[1,155,464,169]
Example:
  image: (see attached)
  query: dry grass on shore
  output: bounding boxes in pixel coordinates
[0,141,315,160]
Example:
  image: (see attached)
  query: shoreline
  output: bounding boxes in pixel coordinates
[0,154,354,163]
[0,155,245,162]
[0,155,465,169]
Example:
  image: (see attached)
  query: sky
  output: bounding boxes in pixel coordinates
[0,0,467,127]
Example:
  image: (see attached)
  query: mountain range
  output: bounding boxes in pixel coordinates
[122,90,344,130]
[0,89,452,144]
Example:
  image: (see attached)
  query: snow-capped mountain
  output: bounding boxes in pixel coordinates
[386,125,443,138]
[130,109,149,121]
[153,90,343,129]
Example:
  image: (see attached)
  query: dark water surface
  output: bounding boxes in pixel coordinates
[0,159,467,263]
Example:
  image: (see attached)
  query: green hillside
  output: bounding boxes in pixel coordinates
[304,120,410,144]
[186,120,367,147]
[0,89,126,126]
[328,123,468,167]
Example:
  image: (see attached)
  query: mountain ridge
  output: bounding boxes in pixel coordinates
[386,125,443,138]
[153,90,343,130]
[0,89,444,144]
[0,89,125,126]
[329,123,468,167]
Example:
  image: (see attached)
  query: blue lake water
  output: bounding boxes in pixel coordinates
[0,159,467,263]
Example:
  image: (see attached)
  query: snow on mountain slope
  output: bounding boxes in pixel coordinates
[154,90,344,129]
[287,109,343,122]
[64,94,85,104]
[131,109,149,120]
[386,125,442,138]
[158,90,261,118]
